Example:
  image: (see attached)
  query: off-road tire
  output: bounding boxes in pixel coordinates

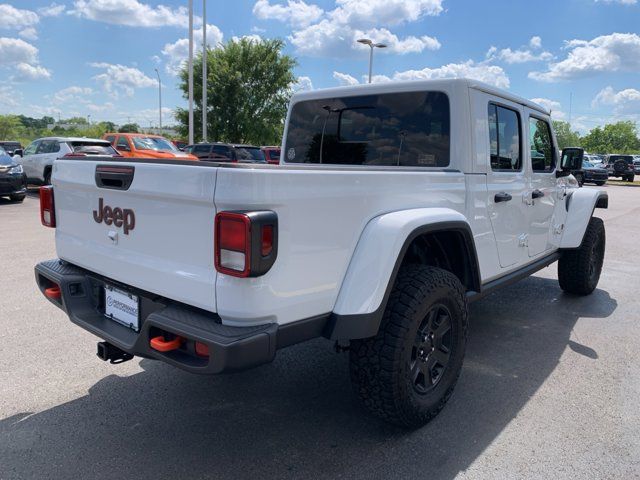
[9,193,25,202]
[558,216,605,295]
[574,173,584,187]
[628,174,635,182]
[349,265,468,428]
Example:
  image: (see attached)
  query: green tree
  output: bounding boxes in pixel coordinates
[176,37,297,145]
[581,121,640,153]
[118,123,140,133]
[552,121,581,150]
[0,115,25,140]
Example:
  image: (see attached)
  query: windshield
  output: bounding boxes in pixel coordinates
[131,136,179,152]
[583,161,594,168]
[235,147,265,162]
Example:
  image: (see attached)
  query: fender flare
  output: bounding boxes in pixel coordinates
[325,208,480,341]
[560,188,608,249]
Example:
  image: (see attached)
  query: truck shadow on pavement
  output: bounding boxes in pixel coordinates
[0,276,617,480]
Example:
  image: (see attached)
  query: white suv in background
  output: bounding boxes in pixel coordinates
[20,137,119,185]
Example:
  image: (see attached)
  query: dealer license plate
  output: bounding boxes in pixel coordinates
[104,284,140,331]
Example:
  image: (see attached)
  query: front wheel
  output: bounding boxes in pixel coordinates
[558,217,605,295]
[350,265,467,428]
[9,193,25,202]
[628,175,635,182]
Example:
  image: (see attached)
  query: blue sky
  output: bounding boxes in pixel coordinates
[0,0,639,133]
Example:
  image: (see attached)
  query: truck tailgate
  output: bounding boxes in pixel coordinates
[53,159,218,312]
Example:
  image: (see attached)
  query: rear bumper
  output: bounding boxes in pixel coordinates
[35,259,329,374]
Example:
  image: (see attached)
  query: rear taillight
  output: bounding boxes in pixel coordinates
[215,211,278,277]
[40,185,56,228]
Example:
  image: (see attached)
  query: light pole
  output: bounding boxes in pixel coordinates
[357,38,387,83]
[154,68,162,132]
[202,0,207,142]
[188,0,194,144]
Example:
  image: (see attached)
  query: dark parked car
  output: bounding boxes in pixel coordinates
[633,155,640,174]
[185,142,266,163]
[261,146,281,165]
[578,160,608,186]
[0,146,27,202]
[0,141,23,157]
[602,154,635,182]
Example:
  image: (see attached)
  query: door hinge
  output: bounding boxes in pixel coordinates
[518,233,529,247]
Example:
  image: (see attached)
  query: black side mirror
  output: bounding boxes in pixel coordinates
[557,147,584,177]
[12,149,23,157]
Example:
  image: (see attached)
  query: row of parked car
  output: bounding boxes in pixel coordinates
[0,135,282,202]
[572,153,640,187]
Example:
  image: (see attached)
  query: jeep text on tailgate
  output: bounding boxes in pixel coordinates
[35,79,607,427]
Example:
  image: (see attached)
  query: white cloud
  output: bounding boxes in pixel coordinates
[71,0,193,28]
[231,34,263,43]
[253,0,323,26]
[90,62,156,97]
[290,21,440,57]
[0,38,38,65]
[19,27,38,41]
[595,0,637,4]
[371,61,510,89]
[529,33,640,82]
[530,97,566,119]
[51,86,94,105]
[161,24,224,75]
[486,36,552,64]
[38,3,67,16]
[0,4,39,29]
[14,63,51,81]
[0,85,22,109]
[294,76,314,91]
[592,86,640,113]
[329,0,444,26]
[333,71,359,86]
[354,27,440,54]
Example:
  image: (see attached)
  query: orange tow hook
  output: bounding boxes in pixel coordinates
[150,335,183,352]
[44,286,61,300]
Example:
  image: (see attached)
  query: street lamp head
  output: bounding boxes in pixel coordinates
[357,38,373,46]
[374,43,387,48]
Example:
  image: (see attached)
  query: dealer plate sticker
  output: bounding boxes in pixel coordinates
[105,284,140,331]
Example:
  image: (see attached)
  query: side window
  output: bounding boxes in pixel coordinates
[116,137,130,150]
[529,117,556,172]
[212,145,232,159]
[49,141,60,153]
[105,135,116,145]
[193,144,212,154]
[36,141,50,154]
[24,141,39,156]
[488,103,521,171]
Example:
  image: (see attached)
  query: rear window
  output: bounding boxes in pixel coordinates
[0,142,21,150]
[69,141,118,155]
[284,91,450,167]
[235,147,265,162]
[609,155,633,164]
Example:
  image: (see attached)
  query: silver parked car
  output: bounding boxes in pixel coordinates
[19,137,119,185]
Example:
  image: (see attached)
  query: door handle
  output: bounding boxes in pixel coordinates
[531,189,544,199]
[494,192,512,203]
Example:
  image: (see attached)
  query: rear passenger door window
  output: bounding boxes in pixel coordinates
[212,145,232,160]
[529,117,555,172]
[116,137,130,151]
[488,104,521,171]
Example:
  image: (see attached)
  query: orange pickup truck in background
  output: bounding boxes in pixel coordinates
[103,133,198,160]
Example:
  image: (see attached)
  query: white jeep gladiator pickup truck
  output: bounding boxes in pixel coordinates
[35,79,607,427]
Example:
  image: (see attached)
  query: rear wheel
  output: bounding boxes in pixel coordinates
[558,217,605,295]
[350,265,467,428]
[628,174,635,182]
[595,181,606,186]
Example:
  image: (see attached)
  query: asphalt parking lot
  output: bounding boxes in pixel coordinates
[1,185,639,479]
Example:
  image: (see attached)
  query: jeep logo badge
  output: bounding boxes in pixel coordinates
[93,198,135,235]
